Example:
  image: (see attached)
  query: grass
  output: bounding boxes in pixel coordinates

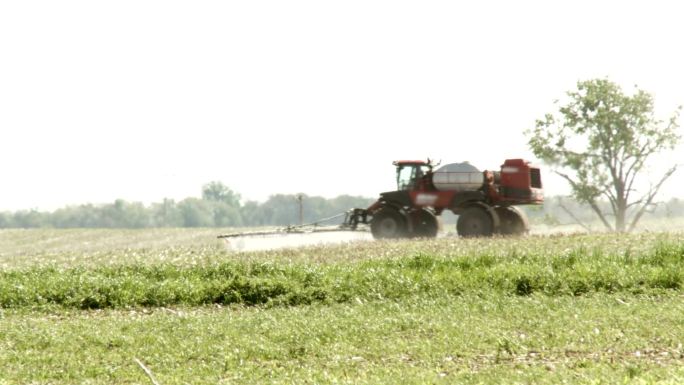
[0,250,682,309]
[0,233,683,309]
[1,294,683,384]
[1,228,684,383]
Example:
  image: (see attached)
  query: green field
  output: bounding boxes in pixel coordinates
[1,229,683,384]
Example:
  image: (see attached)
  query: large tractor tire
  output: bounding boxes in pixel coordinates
[495,206,529,236]
[370,207,408,239]
[410,208,439,238]
[457,206,496,237]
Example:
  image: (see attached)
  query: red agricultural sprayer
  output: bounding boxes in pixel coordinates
[218,158,543,246]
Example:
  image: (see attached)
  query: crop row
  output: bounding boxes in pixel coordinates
[1,241,683,309]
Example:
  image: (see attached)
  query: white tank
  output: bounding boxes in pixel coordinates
[432,162,484,191]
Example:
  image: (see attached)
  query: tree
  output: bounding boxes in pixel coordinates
[527,79,680,232]
[178,198,215,227]
[211,203,243,227]
[52,204,101,228]
[0,212,13,228]
[12,209,48,228]
[239,201,266,226]
[201,182,243,226]
[201,181,241,207]
[100,200,150,228]
[257,194,300,226]
[149,199,184,227]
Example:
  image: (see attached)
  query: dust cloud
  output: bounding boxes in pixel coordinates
[221,231,374,252]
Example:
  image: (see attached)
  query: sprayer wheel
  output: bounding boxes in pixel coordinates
[370,207,408,239]
[495,206,529,235]
[411,208,439,238]
[457,206,494,237]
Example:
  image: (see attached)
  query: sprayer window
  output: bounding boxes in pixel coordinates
[397,166,414,190]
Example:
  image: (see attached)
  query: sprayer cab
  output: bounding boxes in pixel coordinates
[393,160,433,191]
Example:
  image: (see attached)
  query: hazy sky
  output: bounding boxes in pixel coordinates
[2,1,683,211]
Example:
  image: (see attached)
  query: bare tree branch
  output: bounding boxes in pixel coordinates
[601,188,618,214]
[627,165,678,232]
[547,149,601,162]
[623,142,652,202]
[556,197,592,232]
[556,171,614,231]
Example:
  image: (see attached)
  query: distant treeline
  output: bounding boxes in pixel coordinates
[0,182,374,229]
[1,181,683,229]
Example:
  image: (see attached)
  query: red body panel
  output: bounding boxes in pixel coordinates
[500,159,530,189]
[408,190,456,208]
[497,159,544,204]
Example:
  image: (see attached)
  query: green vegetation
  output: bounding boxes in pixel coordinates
[2,294,683,384]
[0,181,374,228]
[0,237,683,310]
[1,229,684,383]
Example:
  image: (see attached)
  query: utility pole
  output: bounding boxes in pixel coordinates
[296,194,303,225]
